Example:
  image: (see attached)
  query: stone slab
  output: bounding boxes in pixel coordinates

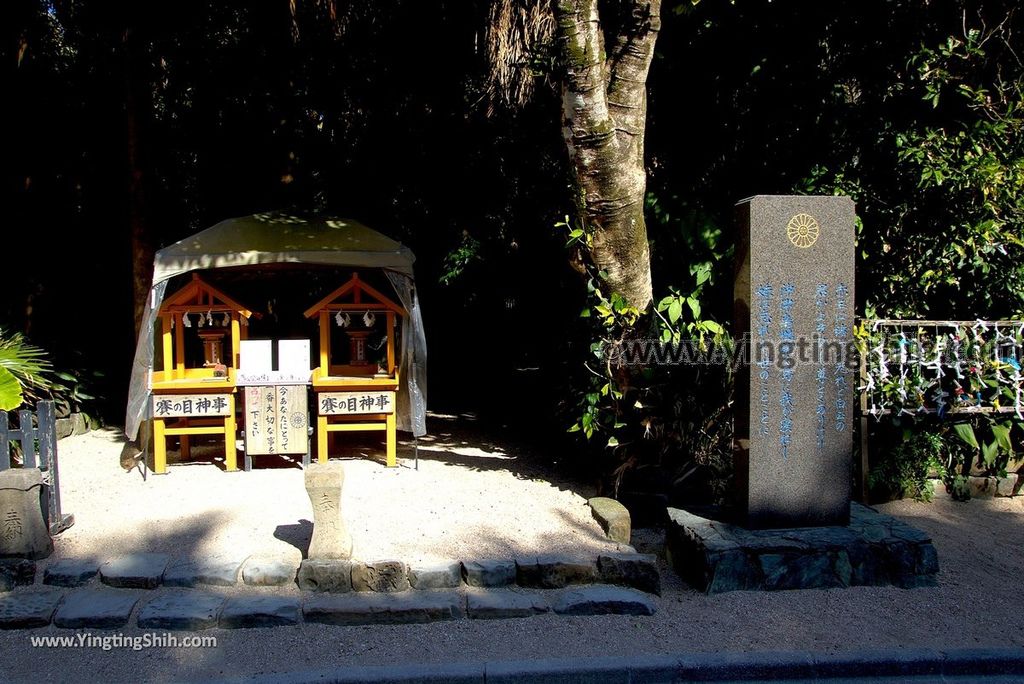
[0,588,64,629]
[53,588,140,629]
[241,558,298,587]
[588,497,631,544]
[100,553,169,589]
[409,561,462,590]
[466,589,550,619]
[351,560,409,592]
[597,553,661,596]
[666,502,939,593]
[995,474,1018,497]
[303,591,464,625]
[163,556,245,587]
[551,586,656,616]
[515,555,598,589]
[137,590,225,630]
[968,476,997,498]
[733,195,856,528]
[462,559,516,587]
[44,559,100,588]
[220,596,300,628]
[0,558,35,592]
[297,559,352,592]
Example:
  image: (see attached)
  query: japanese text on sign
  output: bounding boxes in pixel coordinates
[319,392,394,415]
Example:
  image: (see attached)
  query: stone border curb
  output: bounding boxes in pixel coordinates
[210,647,1024,683]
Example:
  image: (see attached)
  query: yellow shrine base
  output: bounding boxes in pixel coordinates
[314,370,399,468]
[151,397,238,474]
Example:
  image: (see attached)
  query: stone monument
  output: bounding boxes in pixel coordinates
[733,195,856,528]
[304,462,352,559]
[0,468,53,560]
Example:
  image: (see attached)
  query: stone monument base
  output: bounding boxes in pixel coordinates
[666,502,937,593]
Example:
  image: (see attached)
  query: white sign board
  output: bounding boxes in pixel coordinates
[318,391,394,415]
[240,340,273,373]
[153,394,232,418]
[278,339,311,374]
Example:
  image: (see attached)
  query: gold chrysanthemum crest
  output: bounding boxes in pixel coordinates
[786,213,820,248]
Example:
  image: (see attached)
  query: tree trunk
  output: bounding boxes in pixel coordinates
[552,0,659,311]
[123,25,154,337]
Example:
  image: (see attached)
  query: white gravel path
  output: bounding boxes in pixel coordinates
[0,416,1022,683]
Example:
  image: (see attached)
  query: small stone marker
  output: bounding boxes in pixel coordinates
[0,468,53,560]
[588,497,631,544]
[734,195,856,528]
[304,462,352,559]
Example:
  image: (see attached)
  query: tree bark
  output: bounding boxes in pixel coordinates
[123,25,154,337]
[553,0,659,311]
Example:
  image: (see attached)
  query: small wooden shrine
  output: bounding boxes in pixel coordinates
[150,274,253,473]
[304,272,407,467]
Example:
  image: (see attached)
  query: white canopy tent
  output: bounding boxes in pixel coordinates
[125,211,427,442]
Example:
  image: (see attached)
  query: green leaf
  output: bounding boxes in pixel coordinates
[703,320,724,334]
[0,366,22,411]
[687,297,701,319]
[981,440,999,466]
[992,422,1013,453]
[668,299,682,324]
[953,423,979,450]
[567,423,581,433]
[606,436,619,447]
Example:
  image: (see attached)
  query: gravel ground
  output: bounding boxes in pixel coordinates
[1,415,1022,682]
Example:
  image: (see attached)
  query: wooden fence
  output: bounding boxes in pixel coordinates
[0,400,74,535]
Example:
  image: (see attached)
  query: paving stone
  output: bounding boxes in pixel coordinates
[303,591,463,625]
[515,555,599,589]
[466,589,550,619]
[588,497,631,544]
[163,556,245,587]
[0,588,64,628]
[551,586,656,616]
[219,596,300,628]
[462,559,516,587]
[53,589,140,629]
[597,553,661,596]
[409,561,462,590]
[44,559,100,588]
[241,558,297,587]
[297,559,352,592]
[0,559,35,592]
[137,590,225,630]
[100,553,169,589]
[351,560,409,592]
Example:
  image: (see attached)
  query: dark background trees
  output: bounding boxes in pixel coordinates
[3,0,1021,486]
